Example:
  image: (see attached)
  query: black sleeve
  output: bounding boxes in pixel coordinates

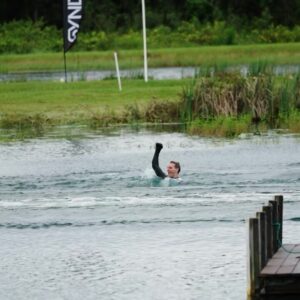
[152,143,167,179]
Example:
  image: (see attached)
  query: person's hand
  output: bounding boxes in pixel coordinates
[155,143,163,150]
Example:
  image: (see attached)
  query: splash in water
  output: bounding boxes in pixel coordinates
[143,168,182,187]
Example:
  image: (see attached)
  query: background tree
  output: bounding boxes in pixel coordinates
[1,0,300,30]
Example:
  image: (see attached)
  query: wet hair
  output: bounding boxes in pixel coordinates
[170,161,181,173]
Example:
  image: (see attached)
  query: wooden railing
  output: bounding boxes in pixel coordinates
[247,195,283,297]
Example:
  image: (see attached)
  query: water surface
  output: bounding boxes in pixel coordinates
[1,65,299,82]
[0,129,300,299]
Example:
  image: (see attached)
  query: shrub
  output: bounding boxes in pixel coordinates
[77,31,113,51]
[180,72,300,128]
[1,19,300,53]
[0,19,60,54]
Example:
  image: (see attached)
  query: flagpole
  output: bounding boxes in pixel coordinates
[141,0,148,82]
[62,0,83,83]
[62,0,67,83]
[63,50,67,83]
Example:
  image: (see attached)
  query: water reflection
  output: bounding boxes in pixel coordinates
[0,123,187,141]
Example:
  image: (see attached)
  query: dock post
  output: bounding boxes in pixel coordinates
[247,195,286,298]
[269,200,278,252]
[275,195,283,246]
[262,205,272,259]
[256,211,266,271]
[247,217,260,297]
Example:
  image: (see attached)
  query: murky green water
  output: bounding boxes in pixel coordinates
[0,128,300,300]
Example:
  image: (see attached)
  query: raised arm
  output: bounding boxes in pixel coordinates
[152,143,167,179]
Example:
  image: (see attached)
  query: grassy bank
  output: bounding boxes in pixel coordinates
[1,43,300,73]
[1,71,300,140]
[0,79,187,129]
[181,72,300,137]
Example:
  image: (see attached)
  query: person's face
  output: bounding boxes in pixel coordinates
[167,162,179,178]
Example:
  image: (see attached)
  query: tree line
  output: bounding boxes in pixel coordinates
[1,0,300,32]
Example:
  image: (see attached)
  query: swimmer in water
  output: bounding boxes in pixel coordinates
[152,143,181,179]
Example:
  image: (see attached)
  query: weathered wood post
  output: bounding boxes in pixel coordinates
[268,202,275,256]
[275,195,283,246]
[257,211,266,270]
[247,217,260,297]
[262,205,272,259]
[247,195,284,298]
[269,199,278,252]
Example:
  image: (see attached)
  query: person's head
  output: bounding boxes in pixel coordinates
[167,161,181,178]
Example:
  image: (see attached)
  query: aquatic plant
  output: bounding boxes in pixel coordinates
[88,107,125,128]
[279,109,300,133]
[0,113,49,130]
[247,60,273,76]
[180,73,266,119]
[144,99,179,123]
[188,115,253,137]
[1,72,300,140]
[124,103,142,122]
[122,100,180,124]
[0,113,51,140]
[179,72,300,135]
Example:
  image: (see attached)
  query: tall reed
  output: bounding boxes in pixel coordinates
[180,72,300,132]
[247,60,273,76]
[180,73,270,119]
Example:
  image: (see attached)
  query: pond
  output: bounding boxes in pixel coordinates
[0,65,299,82]
[0,128,300,299]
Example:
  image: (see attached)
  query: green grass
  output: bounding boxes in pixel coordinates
[2,66,300,140]
[187,115,265,137]
[1,43,300,73]
[0,79,188,125]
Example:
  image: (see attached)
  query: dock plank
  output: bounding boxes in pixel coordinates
[247,197,300,297]
[292,261,300,274]
[277,265,296,274]
[272,245,294,259]
[260,265,280,275]
[260,244,300,276]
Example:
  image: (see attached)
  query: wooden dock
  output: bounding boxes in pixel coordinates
[260,244,300,296]
[247,195,300,299]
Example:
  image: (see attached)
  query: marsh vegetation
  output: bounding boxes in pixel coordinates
[1,63,300,140]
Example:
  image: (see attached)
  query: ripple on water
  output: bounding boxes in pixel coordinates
[1,131,300,299]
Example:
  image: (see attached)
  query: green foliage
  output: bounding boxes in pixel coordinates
[247,61,273,76]
[2,19,300,54]
[188,115,252,137]
[0,20,60,54]
[1,73,300,138]
[123,100,180,123]
[181,71,300,137]
[76,31,113,51]
[0,113,49,133]
[192,21,236,45]
[124,103,142,122]
[147,21,237,47]
[88,107,125,128]
[279,109,300,132]
[148,26,174,47]
[113,31,142,49]
[144,100,179,123]
[180,72,300,132]
[2,0,300,32]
